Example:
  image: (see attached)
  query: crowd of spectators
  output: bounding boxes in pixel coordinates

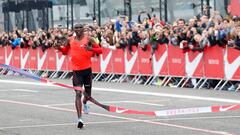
[0,10,239,53]
[0,10,240,91]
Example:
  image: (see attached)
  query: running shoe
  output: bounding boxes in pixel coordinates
[77,119,84,129]
[83,104,89,114]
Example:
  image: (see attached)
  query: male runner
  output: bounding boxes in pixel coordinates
[58,24,102,128]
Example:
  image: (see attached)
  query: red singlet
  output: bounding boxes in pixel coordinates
[67,36,102,70]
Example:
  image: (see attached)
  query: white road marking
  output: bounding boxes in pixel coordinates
[0,80,55,87]
[19,119,32,122]
[125,101,164,107]
[0,89,38,93]
[2,115,240,130]
[1,80,240,104]
[0,99,232,135]
[0,90,10,92]
[92,100,164,107]
[93,87,240,104]
[0,120,133,130]
[45,101,163,107]
[12,89,39,93]
[45,103,74,107]
[142,115,240,121]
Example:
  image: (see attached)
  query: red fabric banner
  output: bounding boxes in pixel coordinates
[12,47,21,68]
[224,48,240,80]
[185,51,203,78]
[204,46,224,79]
[152,44,168,76]
[29,48,37,70]
[91,56,100,73]
[56,51,68,71]
[112,49,125,74]
[37,48,48,70]
[125,46,139,74]
[100,48,113,73]
[0,47,5,64]
[5,46,13,65]
[138,45,152,75]
[168,45,185,77]
[20,48,30,69]
[47,48,57,71]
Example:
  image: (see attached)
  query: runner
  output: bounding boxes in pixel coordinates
[57,23,103,128]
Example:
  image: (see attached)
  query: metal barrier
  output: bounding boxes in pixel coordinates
[0,44,239,91]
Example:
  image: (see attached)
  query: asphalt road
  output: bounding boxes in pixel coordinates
[0,75,239,135]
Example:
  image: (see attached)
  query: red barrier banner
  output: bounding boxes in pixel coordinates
[185,51,203,78]
[20,48,30,69]
[12,47,21,68]
[0,47,5,64]
[37,48,48,70]
[224,48,240,80]
[204,46,224,79]
[125,46,138,74]
[29,48,37,70]
[56,51,68,71]
[2,45,240,82]
[100,48,112,73]
[66,56,72,71]
[47,48,57,71]
[66,49,72,70]
[5,46,13,65]
[152,44,168,76]
[168,45,185,77]
[138,45,152,75]
[91,56,100,73]
[112,49,125,74]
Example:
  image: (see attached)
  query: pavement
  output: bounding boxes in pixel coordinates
[0,75,239,135]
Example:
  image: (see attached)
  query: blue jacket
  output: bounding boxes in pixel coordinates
[12,38,21,47]
[116,20,122,32]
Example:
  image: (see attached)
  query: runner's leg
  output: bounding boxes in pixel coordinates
[73,70,84,128]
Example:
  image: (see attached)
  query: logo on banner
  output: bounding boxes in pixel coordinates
[56,53,66,71]
[116,107,128,113]
[185,52,203,77]
[152,51,167,75]
[21,50,29,69]
[114,57,122,63]
[38,51,47,70]
[124,51,138,74]
[224,50,240,79]
[208,59,219,65]
[100,51,112,72]
[172,58,182,64]
[140,58,149,63]
[5,48,13,65]
[219,105,237,112]
[91,57,98,62]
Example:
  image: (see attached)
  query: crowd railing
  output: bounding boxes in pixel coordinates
[0,44,239,91]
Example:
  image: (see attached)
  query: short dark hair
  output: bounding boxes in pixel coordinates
[74,24,83,29]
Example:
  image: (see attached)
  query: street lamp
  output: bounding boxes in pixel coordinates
[71,0,73,29]
[159,0,167,22]
[93,0,96,20]
[4,0,10,33]
[124,0,132,21]
[66,0,69,29]
[97,0,101,25]
[206,0,210,18]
